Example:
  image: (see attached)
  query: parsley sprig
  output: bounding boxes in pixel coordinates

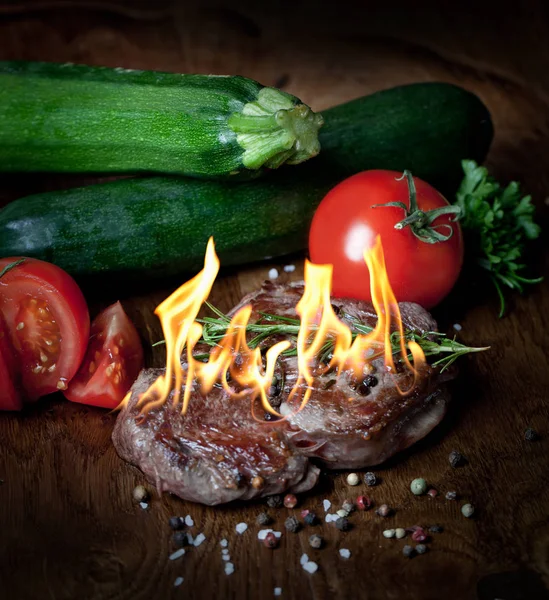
[455,160,542,316]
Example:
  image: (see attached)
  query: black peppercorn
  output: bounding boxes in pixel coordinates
[173,531,189,548]
[415,544,427,555]
[256,512,272,526]
[449,450,466,468]
[445,491,457,501]
[524,427,539,441]
[402,545,415,558]
[335,517,351,531]
[169,516,184,531]
[364,472,378,486]
[304,512,318,526]
[428,524,443,534]
[266,495,283,508]
[284,516,300,533]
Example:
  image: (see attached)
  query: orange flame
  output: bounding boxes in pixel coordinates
[135,236,426,417]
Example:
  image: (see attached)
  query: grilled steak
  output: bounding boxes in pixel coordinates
[113,281,454,504]
[113,367,320,505]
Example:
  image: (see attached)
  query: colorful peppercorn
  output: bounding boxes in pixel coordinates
[461,503,475,518]
[309,534,323,549]
[395,528,406,539]
[132,485,149,503]
[342,500,355,514]
[383,529,396,539]
[356,495,372,511]
[376,504,392,517]
[264,532,279,548]
[410,478,428,495]
[427,488,438,498]
[428,525,443,534]
[411,528,428,543]
[445,491,457,501]
[284,494,298,508]
[346,473,360,486]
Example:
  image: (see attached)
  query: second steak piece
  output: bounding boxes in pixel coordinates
[231,281,456,470]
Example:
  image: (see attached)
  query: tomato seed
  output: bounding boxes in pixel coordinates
[33,365,42,374]
[89,361,96,374]
[56,380,67,390]
[40,352,48,363]
[119,338,125,347]
[48,364,56,372]
[113,374,121,385]
[113,345,120,355]
[16,322,24,330]
[106,364,114,377]
[95,351,101,362]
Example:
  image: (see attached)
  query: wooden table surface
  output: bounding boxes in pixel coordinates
[1,1,549,599]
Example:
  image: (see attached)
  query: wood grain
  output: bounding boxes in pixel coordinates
[1,2,549,599]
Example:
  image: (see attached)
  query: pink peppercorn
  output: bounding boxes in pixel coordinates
[411,527,428,543]
[300,509,310,518]
[284,494,298,508]
[263,532,279,548]
[356,495,372,510]
[427,489,438,498]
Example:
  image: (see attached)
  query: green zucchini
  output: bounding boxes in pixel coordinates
[0,61,323,178]
[0,82,493,282]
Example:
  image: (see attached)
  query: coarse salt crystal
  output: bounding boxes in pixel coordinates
[236,523,248,534]
[258,529,273,540]
[222,548,229,555]
[453,323,462,331]
[186,533,194,545]
[139,502,148,510]
[268,268,279,280]
[185,515,194,527]
[339,548,351,559]
[300,553,309,566]
[323,499,331,512]
[274,588,282,596]
[169,549,185,561]
[193,533,206,547]
[220,539,228,548]
[303,561,318,574]
[225,562,235,575]
[174,577,184,587]
[222,554,230,561]
[325,514,338,523]
[283,265,296,273]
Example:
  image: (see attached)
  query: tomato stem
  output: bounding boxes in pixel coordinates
[373,170,462,244]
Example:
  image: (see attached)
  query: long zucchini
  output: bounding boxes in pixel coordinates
[0,82,493,281]
[0,61,323,178]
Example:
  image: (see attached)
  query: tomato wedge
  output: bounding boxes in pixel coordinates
[64,302,143,409]
[0,313,22,411]
[0,258,90,400]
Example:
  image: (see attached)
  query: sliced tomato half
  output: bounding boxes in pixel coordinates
[0,313,22,411]
[64,302,144,409]
[0,258,90,400]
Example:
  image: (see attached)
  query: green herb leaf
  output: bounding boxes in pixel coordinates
[455,160,542,316]
[0,258,25,280]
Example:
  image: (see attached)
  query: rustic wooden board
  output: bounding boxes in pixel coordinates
[1,2,549,599]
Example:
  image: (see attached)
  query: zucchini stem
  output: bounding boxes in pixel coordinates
[228,87,324,170]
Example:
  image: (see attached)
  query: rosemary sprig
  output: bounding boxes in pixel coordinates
[151,303,487,372]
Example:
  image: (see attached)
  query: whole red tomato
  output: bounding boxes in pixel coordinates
[308,170,463,309]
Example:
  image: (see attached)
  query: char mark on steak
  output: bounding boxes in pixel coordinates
[112,281,454,504]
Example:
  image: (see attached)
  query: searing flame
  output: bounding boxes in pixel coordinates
[134,236,426,417]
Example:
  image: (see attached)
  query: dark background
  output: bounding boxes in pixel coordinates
[0,1,548,599]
